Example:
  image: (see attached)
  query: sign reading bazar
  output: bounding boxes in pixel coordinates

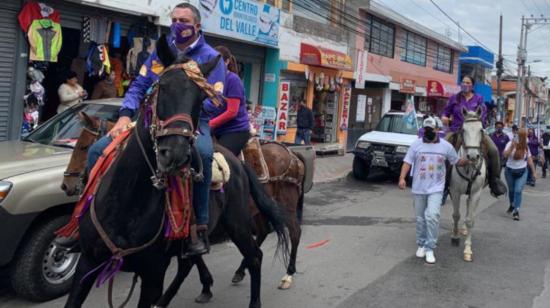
[340,87,351,130]
[198,0,280,47]
[300,43,353,71]
[276,81,290,133]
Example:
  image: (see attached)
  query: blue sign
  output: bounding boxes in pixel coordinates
[198,0,280,47]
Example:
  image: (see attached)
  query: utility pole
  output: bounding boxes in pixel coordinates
[515,16,525,127]
[496,14,504,122]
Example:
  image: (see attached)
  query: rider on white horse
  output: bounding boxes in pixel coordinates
[441,75,507,199]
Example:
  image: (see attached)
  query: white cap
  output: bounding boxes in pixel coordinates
[423,117,437,129]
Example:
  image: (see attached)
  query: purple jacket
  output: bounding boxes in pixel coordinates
[120,34,226,120]
[441,93,487,132]
[491,132,510,161]
[206,71,249,135]
[528,135,540,156]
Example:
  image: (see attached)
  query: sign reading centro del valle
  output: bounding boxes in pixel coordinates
[198,0,280,47]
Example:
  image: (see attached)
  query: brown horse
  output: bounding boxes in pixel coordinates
[61,112,114,196]
[62,115,306,302]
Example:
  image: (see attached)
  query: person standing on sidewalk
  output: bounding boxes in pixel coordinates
[491,121,510,171]
[527,128,541,186]
[503,128,537,221]
[542,128,550,178]
[398,116,467,264]
[295,100,314,145]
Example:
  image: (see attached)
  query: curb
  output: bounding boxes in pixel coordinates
[313,169,352,184]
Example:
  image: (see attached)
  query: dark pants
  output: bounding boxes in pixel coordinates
[543,150,550,177]
[87,119,213,225]
[295,128,311,145]
[527,157,538,184]
[216,130,250,157]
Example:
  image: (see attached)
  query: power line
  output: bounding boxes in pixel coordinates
[428,0,494,53]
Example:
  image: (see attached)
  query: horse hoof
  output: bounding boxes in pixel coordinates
[195,291,213,303]
[451,238,460,246]
[232,272,245,284]
[464,253,473,262]
[278,274,293,290]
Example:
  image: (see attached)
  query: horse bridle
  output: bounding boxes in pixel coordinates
[136,60,223,189]
[63,119,109,179]
[456,117,485,194]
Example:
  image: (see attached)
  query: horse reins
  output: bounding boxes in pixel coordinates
[63,120,109,179]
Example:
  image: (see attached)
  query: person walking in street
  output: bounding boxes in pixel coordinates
[527,128,541,186]
[295,100,314,145]
[57,71,86,113]
[399,116,467,264]
[503,128,537,221]
[209,45,250,157]
[542,127,550,178]
[491,121,510,171]
[440,75,507,198]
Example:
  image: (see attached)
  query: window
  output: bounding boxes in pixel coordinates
[365,14,395,58]
[434,45,453,73]
[401,31,427,66]
[281,0,291,12]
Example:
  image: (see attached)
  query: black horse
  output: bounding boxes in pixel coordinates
[63,54,289,308]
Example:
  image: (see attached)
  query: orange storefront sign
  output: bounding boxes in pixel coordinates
[400,78,416,94]
[300,43,353,71]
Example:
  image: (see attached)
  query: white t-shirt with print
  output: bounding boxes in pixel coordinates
[404,139,459,195]
[504,141,531,169]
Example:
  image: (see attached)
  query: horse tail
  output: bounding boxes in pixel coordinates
[242,163,290,264]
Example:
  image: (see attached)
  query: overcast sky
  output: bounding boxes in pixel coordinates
[374,0,550,78]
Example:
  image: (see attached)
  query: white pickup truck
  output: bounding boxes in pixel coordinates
[352,111,424,180]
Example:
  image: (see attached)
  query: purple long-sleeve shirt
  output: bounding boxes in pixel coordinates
[491,132,510,161]
[441,93,487,132]
[528,135,540,156]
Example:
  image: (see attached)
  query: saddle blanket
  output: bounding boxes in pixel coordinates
[56,127,191,240]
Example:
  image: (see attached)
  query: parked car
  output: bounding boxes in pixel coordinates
[352,111,424,180]
[0,99,121,301]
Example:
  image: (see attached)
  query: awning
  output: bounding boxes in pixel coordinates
[427,80,460,98]
[300,43,353,71]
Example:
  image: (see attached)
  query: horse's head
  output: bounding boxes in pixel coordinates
[61,112,113,196]
[153,55,221,174]
[461,106,484,162]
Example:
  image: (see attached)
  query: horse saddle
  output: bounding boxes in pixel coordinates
[211,152,230,190]
[242,137,270,183]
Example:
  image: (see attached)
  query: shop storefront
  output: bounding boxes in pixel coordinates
[277,43,353,153]
[426,80,460,115]
[390,78,416,111]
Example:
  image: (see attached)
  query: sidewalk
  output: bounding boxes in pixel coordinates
[313,153,353,183]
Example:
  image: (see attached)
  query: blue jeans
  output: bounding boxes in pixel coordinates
[504,167,528,211]
[413,192,443,251]
[86,119,213,225]
[295,128,311,145]
[87,134,113,173]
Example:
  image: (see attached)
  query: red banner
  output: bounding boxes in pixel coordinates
[340,87,351,130]
[300,43,353,71]
[427,80,460,98]
[276,81,290,133]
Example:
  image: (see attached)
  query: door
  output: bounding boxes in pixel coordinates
[347,88,383,151]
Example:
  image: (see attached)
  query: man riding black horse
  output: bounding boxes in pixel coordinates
[57,2,224,255]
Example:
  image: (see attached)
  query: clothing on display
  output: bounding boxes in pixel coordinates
[28,18,62,62]
[86,43,111,76]
[27,66,45,83]
[109,56,124,96]
[18,2,60,32]
[126,37,156,77]
[82,16,111,44]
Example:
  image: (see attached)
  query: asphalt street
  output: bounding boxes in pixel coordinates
[1,172,550,308]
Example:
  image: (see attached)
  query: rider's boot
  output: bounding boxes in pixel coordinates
[485,135,507,197]
[185,224,209,257]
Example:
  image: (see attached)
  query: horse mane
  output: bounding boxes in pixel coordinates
[157,34,175,66]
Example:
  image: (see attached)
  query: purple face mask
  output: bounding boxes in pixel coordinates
[170,22,196,45]
[461,84,473,93]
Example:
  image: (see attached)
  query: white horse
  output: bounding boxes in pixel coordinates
[449,107,487,262]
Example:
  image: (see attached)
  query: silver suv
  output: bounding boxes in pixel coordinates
[0,99,121,301]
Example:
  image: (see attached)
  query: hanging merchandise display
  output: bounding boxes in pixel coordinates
[28,18,62,62]
[111,22,121,48]
[86,43,111,76]
[18,2,60,32]
[82,16,111,44]
[126,37,156,77]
